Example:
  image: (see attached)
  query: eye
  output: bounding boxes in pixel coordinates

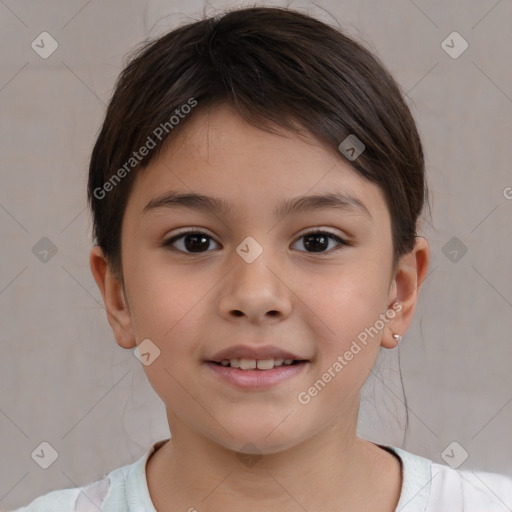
[161,228,350,254]
[162,230,220,253]
[291,229,349,253]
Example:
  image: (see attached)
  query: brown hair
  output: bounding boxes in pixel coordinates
[87,6,428,282]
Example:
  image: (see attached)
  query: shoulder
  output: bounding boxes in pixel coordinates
[389,445,512,511]
[9,440,163,512]
[9,487,81,511]
[10,475,112,512]
[427,461,512,511]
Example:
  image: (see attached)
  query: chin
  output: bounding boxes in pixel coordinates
[211,424,303,456]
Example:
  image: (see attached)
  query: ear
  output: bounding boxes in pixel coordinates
[89,245,136,349]
[381,236,430,349]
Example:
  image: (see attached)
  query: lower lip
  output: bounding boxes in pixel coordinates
[205,361,309,389]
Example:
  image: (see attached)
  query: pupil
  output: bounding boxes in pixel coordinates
[185,234,210,252]
[304,234,327,252]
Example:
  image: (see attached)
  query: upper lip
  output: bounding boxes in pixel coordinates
[207,344,308,363]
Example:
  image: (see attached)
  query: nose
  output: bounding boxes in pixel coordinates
[217,246,293,324]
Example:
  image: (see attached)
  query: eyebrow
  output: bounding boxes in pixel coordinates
[142,190,372,220]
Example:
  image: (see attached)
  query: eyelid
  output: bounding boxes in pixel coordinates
[161,227,220,247]
[166,227,216,238]
[292,228,351,252]
[162,227,349,243]
[294,226,349,240]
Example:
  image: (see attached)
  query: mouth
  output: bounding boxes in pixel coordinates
[205,357,310,389]
[204,344,311,388]
[207,344,309,367]
[209,358,307,370]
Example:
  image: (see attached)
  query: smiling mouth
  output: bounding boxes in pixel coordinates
[209,358,306,370]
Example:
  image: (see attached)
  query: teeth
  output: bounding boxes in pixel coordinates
[256,359,274,370]
[239,358,257,370]
[218,358,297,370]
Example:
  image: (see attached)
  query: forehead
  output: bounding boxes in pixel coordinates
[124,103,390,223]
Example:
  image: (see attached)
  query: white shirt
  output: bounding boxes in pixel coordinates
[11,438,512,511]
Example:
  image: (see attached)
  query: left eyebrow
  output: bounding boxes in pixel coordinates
[143,191,372,220]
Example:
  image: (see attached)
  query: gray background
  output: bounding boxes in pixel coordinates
[1,0,511,509]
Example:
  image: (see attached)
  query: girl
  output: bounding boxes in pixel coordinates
[13,5,511,511]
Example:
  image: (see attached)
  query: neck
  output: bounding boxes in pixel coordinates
[146,415,402,512]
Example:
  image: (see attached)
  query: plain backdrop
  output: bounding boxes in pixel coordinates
[1,0,511,508]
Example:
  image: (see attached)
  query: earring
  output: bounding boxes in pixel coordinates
[393,333,402,344]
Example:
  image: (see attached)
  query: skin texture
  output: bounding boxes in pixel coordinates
[90,103,430,511]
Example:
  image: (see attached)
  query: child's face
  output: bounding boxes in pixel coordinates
[101,103,407,453]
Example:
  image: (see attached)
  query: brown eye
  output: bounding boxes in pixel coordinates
[292,231,348,253]
[163,230,220,253]
[162,229,349,255]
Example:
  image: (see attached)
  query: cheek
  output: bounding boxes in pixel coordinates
[298,272,387,413]
[125,259,219,402]
[125,255,210,342]
[303,261,390,347]
[130,262,209,413]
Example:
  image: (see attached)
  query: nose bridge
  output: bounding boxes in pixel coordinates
[233,234,281,295]
[219,234,292,321]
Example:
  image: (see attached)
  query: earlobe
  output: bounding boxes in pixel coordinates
[89,246,136,349]
[382,237,430,349]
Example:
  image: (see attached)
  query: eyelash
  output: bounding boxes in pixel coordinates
[161,228,351,255]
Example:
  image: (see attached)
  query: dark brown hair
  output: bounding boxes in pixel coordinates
[87,6,428,282]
